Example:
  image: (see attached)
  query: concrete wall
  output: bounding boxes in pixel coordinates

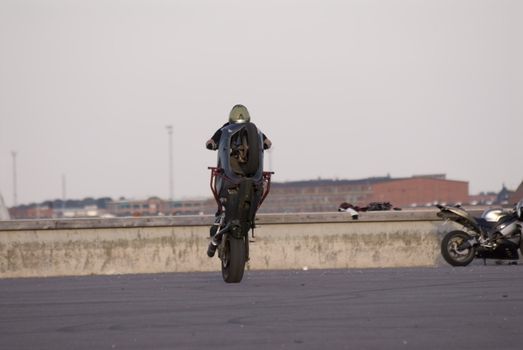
[0,210,454,278]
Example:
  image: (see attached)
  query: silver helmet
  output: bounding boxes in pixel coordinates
[229,104,251,124]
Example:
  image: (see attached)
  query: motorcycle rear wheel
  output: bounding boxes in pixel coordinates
[441,230,475,266]
[221,236,246,283]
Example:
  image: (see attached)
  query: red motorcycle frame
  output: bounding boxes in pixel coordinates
[208,166,273,213]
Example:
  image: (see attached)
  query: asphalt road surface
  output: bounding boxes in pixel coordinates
[1,264,523,350]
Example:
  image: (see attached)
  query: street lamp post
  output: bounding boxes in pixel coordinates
[62,174,66,216]
[11,151,17,207]
[268,147,274,172]
[166,125,174,202]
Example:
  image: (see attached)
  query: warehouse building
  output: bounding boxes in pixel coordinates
[260,174,468,213]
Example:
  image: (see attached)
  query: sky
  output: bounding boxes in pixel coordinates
[0,0,522,206]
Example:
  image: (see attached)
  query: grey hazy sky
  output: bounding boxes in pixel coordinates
[1,0,522,206]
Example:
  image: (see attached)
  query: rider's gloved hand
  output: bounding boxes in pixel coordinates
[263,138,272,150]
[206,139,217,150]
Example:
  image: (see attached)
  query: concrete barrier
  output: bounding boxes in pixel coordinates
[0,210,454,278]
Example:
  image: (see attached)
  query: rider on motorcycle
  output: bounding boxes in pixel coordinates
[206,104,272,151]
[205,104,272,256]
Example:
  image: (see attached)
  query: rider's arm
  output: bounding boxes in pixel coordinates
[262,134,272,150]
[206,130,220,150]
[206,123,229,150]
[206,138,218,150]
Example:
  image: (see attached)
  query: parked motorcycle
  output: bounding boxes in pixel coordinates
[207,122,273,283]
[438,200,523,266]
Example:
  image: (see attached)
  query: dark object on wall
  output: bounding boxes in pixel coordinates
[337,202,359,219]
[338,201,402,214]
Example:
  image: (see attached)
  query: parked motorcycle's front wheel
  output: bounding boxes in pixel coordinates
[441,230,475,266]
[221,235,246,283]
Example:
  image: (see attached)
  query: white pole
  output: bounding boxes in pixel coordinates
[166,125,174,202]
[62,174,66,216]
[11,151,17,207]
[268,147,274,172]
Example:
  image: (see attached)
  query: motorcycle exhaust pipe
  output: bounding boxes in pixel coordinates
[207,223,232,257]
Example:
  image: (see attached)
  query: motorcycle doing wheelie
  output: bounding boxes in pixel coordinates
[438,200,523,266]
[206,122,273,283]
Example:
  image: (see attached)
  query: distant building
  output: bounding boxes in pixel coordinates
[9,204,53,219]
[169,198,215,216]
[260,177,382,213]
[107,197,165,217]
[106,197,214,217]
[509,181,523,205]
[8,175,519,218]
[261,174,469,213]
[468,192,498,206]
[8,197,113,219]
[496,185,514,205]
[55,205,108,218]
[366,175,468,208]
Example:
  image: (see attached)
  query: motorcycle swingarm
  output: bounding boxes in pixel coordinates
[457,236,479,251]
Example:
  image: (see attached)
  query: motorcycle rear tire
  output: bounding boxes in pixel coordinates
[221,236,246,283]
[441,230,475,267]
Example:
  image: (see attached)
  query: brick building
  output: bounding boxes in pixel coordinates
[9,204,53,219]
[366,175,468,207]
[6,174,494,218]
[260,177,380,213]
[260,174,468,213]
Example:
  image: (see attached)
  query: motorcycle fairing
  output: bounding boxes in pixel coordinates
[437,205,480,233]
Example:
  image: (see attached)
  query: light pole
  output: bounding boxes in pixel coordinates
[11,151,17,207]
[268,147,274,172]
[62,174,66,216]
[166,125,174,202]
